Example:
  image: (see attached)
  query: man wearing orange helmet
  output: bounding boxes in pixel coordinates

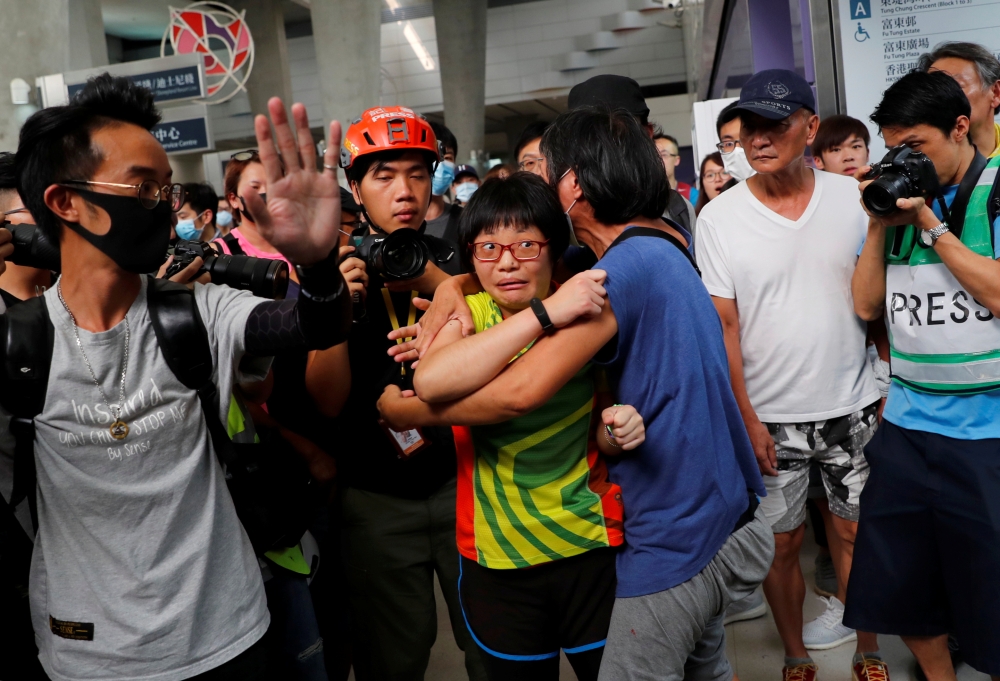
[335,106,486,681]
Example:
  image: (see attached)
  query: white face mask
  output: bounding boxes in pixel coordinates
[720,146,756,182]
[559,168,582,247]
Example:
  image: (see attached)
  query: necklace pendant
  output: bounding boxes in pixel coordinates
[109,420,129,441]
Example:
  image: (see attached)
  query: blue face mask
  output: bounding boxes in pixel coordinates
[175,219,203,241]
[455,182,479,204]
[216,210,233,228]
[432,161,456,196]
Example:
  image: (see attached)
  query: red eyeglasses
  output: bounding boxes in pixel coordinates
[471,239,550,262]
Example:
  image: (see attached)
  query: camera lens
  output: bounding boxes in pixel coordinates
[863,172,910,216]
[206,252,290,299]
[375,230,427,280]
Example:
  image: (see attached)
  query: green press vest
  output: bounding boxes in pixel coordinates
[884,155,1000,394]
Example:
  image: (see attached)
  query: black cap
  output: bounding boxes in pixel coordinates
[734,69,815,120]
[568,75,649,120]
[340,187,361,214]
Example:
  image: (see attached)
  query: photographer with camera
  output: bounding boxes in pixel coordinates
[333,106,486,681]
[848,70,1000,679]
[6,74,351,680]
[0,152,51,305]
[696,69,884,681]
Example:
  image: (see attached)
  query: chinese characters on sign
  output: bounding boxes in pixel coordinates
[151,116,210,154]
[838,0,1000,160]
[67,66,202,103]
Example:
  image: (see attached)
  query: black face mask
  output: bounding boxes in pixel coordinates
[67,188,172,273]
[239,193,266,224]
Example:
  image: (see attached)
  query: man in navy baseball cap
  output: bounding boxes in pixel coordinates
[734,68,816,119]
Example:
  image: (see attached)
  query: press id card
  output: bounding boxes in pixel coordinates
[379,418,431,459]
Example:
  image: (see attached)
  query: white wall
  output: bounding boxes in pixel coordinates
[214,0,688,143]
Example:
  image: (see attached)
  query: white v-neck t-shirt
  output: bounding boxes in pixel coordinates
[695,169,879,422]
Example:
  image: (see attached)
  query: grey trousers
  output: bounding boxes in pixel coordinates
[340,478,488,681]
[598,507,775,681]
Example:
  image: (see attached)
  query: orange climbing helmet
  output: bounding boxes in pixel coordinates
[340,106,440,170]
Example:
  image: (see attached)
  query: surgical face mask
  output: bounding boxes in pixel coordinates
[558,168,582,247]
[216,210,233,228]
[175,213,205,241]
[454,182,479,204]
[720,146,755,182]
[239,193,266,224]
[68,188,172,273]
[432,161,456,196]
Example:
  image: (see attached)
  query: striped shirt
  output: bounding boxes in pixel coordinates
[454,293,624,569]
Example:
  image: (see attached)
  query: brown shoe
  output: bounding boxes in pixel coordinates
[854,656,890,681]
[784,663,819,681]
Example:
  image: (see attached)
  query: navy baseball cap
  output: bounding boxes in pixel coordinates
[454,164,479,181]
[734,69,815,120]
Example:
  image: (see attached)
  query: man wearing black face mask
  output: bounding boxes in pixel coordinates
[9,74,351,681]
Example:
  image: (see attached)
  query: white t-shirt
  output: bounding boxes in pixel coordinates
[695,169,879,422]
[33,278,271,681]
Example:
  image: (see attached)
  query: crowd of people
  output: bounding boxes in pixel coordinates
[0,36,997,681]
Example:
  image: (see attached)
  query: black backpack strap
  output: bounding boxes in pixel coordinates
[221,232,245,256]
[987,160,1000,248]
[0,296,54,531]
[145,277,237,470]
[605,226,700,276]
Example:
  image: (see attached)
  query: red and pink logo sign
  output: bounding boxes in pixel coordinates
[161,2,254,104]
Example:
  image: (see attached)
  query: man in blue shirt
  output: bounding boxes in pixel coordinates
[392,106,771,680]
[850,70,1000,679]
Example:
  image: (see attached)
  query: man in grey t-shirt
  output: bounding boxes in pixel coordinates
[11,76,351,680]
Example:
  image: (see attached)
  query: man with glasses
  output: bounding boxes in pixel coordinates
[514,121,550,177]
[696,70,885,681]
[9,74,352,681]
[653,131,698,234]
[716,102,756,182]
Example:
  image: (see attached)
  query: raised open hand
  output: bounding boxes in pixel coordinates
[244,98,342,266]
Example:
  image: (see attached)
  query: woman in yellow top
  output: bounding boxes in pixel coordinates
[378,172,644,680]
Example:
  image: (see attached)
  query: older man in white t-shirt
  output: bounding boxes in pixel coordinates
[696,70,884,681]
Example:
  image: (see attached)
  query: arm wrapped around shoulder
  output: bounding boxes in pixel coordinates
[244,253,352,354]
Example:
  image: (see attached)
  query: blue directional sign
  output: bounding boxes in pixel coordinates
[152,116,210,154]
[68,65,202,103]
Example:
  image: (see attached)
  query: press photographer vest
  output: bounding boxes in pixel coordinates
[884,154,1000,394]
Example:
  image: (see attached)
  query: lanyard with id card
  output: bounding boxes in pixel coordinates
[380,288,432,459]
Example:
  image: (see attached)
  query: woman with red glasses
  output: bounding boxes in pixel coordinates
[377,172,645,681]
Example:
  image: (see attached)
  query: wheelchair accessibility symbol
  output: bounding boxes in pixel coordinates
[854,23,871,42]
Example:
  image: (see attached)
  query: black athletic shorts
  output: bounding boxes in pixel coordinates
[459,547,616,663]
[844,419,1000,675]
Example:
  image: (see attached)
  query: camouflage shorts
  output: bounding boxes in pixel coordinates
[760,404,878,534]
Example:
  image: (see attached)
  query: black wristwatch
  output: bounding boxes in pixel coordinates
[529,297,555,334]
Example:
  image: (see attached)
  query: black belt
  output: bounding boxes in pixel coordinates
[732,490,760,534]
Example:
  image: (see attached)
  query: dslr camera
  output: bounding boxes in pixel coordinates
[2,221,61,272]
[165,239,290,299]
[348,227,429,281]
[862,145,939,216]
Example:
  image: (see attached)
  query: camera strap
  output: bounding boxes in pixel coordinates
[941,152,988,240]
[382,288,418,378]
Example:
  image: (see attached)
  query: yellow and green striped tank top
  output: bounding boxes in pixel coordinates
[454,292,623,569]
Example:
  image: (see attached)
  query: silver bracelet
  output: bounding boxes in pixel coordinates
[603,425,622,449]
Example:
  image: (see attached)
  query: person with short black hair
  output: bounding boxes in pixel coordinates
[379,172,644,680]
[335,106,486,681]
[0,152,48,305]
[812,115,871,177]
[716,101,755,181]
[383,105,771,681]
[653,130,696,203]
[10,73,351,681]
[849,69,1000,680]
[176,181,218,242]
[697,69,884,681]
[514,120,549,177]
[918,41,1000,158]
[425,121,463,246]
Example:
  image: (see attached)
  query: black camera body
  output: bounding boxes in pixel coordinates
[862,145,940,216]
[349,227,429,282]
[2,221,61,272]
[166,239,289,299]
